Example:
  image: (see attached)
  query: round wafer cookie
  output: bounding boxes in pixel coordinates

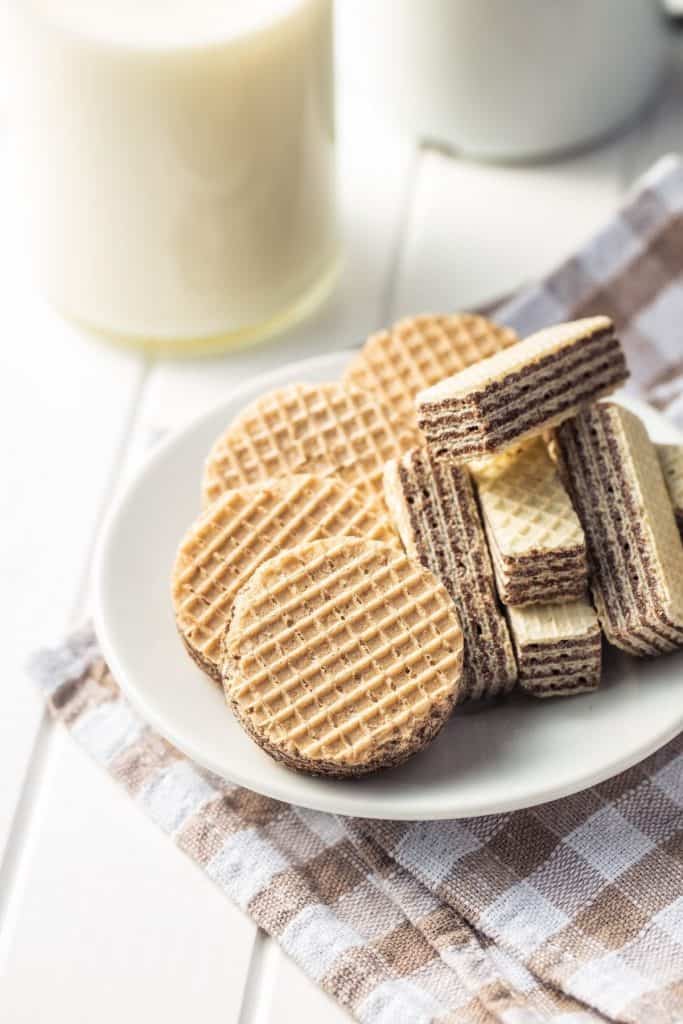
[172,476,398,683]
[343,313,518,425]
[223,538,464,777]
[202,382,420,508]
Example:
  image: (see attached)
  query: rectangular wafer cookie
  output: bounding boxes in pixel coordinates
[416,317,628,461]
[657,443,683,539]
[507,600,601,697]
[556,402,683,656]
[384,447,517,701]
[471,438,588,606]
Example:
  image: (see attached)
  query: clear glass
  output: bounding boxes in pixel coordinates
[8,0,339,354]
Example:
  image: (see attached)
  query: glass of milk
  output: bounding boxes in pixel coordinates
[8,0,338,353]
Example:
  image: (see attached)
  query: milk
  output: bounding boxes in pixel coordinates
[9,0,337,348]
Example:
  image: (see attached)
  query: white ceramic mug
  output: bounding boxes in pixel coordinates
[338,0,669,160]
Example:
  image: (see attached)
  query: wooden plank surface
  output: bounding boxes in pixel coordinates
[0,135,144,863]
[0,732,257,1024]
[392,143,624,318]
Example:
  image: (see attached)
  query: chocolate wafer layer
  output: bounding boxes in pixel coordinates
[383,447,517,701]
[172,475,398,682]
[657,443,683,539]
[202,382,420,508]
[507,600,601,697]
[487,556,588,607]
[417,317,628,462]
[223,538,464,777]
[472,438,588,606]
[556,403,683,656]
[343,313,517,427]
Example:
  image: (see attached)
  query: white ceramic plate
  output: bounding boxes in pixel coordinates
[93,352,683,820]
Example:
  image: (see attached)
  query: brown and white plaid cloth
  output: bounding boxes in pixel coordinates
[31,156,683,1024]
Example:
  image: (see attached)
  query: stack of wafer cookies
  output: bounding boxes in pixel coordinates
[170,307,683,779]
[405,315,631,699]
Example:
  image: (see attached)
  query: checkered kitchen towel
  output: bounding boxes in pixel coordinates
[498,154,683,421]
[31,156,683,1024]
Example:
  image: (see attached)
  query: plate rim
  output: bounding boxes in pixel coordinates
[92,351,683,819]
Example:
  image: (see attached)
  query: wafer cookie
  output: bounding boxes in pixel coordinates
[507,600,601,697]
[172,475,398,682]
[202,382,419,508]
[472,438,588,606]
[223,538,464,777]
[556,402,683,656]
[657,444,683,539]
[384,447,517,700]
[343,313,517,426]
[417,317,628,461]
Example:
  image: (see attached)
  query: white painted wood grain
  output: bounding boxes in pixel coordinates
[392,142,626,317]
[0,136,143,863]
[0,731,257,1024]
[260,945,349,1024]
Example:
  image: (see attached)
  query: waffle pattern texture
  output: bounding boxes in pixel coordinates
[32,156,683,1022]
[32,628,683,1024]
[416,317,628,461]
[172,476,398,681]
[223,538,463,776]
[557,403,683,655]
[383,448,517,701]
[202,382,419,508]
[472,439,588,606]
[343,313,517,426]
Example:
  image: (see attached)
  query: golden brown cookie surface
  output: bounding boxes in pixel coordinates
[172,475,398,682]
[344,313,517,426]
[202,382,420,508]
[223,538,464,777]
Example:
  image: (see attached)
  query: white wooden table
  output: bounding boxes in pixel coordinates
[1,53,683,1024]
